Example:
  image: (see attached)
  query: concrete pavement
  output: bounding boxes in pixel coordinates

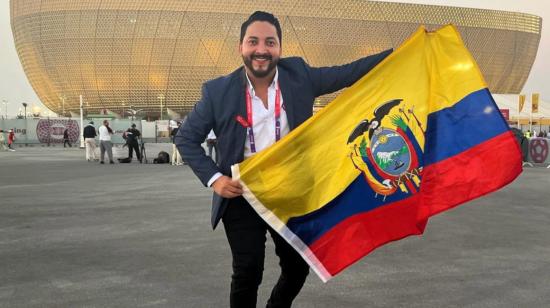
[0,146,549,307]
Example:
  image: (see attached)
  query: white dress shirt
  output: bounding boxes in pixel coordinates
[207,68,289,187]
[98,125,112,141]
[207,129,216,140]
[243,69,289,158]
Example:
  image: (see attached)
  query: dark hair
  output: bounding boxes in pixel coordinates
[240,11,282,45]
[103,120,113,133]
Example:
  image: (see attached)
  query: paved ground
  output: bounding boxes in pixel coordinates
[0,145,549,308]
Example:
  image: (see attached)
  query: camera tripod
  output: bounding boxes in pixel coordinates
[140,139,148,163]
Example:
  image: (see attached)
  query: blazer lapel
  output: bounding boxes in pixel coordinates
[235,68,248,159]
[277,67,296,129]
[237,68,247,122]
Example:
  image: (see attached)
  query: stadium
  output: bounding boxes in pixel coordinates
[10,0,542,119]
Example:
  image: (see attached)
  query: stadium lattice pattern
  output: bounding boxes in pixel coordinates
[10,0,542,117]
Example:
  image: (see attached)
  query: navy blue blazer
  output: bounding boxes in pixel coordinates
[176,50,392,229]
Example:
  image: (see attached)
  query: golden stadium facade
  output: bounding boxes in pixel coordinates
[10,0,542,118]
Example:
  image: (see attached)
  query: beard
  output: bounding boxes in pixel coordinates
[242,53,279,78]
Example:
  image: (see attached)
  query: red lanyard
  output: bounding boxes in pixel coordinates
[245,81,281,153]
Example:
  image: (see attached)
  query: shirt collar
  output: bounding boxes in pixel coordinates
[245,68,279,96]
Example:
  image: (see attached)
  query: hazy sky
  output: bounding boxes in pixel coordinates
[0,0,547,116]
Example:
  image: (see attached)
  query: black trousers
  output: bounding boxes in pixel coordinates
[128,142,141,161]
[222,197,309,308]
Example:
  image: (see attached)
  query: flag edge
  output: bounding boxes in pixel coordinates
[232,164,334,283]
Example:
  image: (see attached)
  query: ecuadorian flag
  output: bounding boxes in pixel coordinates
[231,25,522,282]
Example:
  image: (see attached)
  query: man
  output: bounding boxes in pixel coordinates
[63,128,72,148]
[7,129,15,151]
[98,120,114,164]
[176,11,391,308]
[170,121,184,165]
[125,123,142,163]
[83,121,98,161]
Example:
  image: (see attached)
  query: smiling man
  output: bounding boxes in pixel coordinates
[176,11,391,308]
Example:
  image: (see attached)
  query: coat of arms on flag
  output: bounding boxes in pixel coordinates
[348,99,424,200]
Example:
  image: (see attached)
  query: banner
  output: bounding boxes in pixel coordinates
[500,109,510,120]
[232,25,522,282]
[519,94,525,113]
[36,119,80,144]
[532,93,539,113]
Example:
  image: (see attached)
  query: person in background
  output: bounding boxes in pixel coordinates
[171,121,184,166]
[7,129,15,151]
[98,120,114,164]
[83,121,98,161]
[63,128,72,148]
[0,129,7,151]
[125,123,142,163]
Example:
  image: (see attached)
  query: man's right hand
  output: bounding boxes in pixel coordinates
[212,175,243,198]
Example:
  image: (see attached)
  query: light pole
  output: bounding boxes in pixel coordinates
[22,102,28,119]
[1,100,7,119]
[47,110,51,146]
[60,95,66,117]
[158,94,165,120]
[121,101,126,119]
[130,105,135,121]
[21,102,28,145]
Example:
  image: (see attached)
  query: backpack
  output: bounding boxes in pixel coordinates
[153,151,170,164]
[117,157,132,163]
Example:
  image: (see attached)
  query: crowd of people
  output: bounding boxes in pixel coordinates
[69,119,219,165]
[0,122,548,165]
[82,119,139,164]
[523,129,550,138]
[1,119,222,168]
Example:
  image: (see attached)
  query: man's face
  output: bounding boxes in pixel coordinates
[239,21,281,79]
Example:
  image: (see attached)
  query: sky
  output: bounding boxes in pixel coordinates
[0,0,547,117]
